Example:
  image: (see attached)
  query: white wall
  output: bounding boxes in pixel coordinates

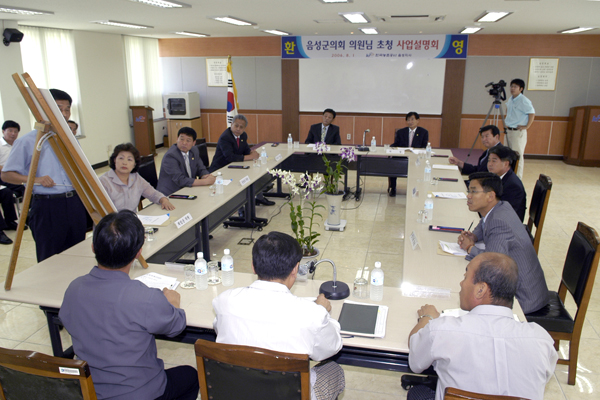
[73,30,132,165]
[0,21,30,130]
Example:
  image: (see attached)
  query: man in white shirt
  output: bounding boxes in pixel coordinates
[504,78,535,179]
[213,231,345,400]
[407,252,557,400]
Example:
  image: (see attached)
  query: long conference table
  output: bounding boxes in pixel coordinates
[0,144,524,372]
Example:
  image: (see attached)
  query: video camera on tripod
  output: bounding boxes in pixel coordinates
[485,80,507,101]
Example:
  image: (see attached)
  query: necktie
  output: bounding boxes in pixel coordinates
[480,149,489,165]
[184,153,192,178]
[236,136,240,147]
[321,126,327,142]
[409,129,415,147]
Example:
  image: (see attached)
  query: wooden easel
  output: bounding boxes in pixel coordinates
[4,73,148,291]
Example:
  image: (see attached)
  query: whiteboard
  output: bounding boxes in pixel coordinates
[299,58,446,115]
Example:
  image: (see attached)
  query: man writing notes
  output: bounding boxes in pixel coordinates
[388,112,428,197]
[487,145,527,221]
[157,127,215,196]
[60,210,199,400]
[449,125,501,175]
[213,231,345,400]
[504,78,535,179]
[305,108,341,145]
[1,89,87,262]
[457,172,548,314]
[408,252,557,400]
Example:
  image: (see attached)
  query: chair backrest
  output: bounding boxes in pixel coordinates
[444,387,529,400]
[561,222,600,307]
[0,347,97,400]
[195,138,210,168]
[137,155,158,189]
[194,339,310,400]
[527,174,552,252]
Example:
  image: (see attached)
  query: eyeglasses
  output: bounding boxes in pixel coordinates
[466,189,489,195]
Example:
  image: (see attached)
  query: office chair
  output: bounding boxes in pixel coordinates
[444,387,529,400]
[136,154,158,211]
[0,347,97,400]
[196,138,210,168]
[525,174,552,254]
[194,339,310,400]
[525,221,600,385]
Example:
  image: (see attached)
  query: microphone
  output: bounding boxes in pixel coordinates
[357,129,370,151]
[310,259,350,300]
[362,129,370,147]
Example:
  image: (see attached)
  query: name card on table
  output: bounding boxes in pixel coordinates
[175,213,193,229]
[275,153,283,162]
[239,176,251,186]
[409,231,420,250]
[412,187,419,197]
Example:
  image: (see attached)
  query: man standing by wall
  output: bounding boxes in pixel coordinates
[504,79,535,179]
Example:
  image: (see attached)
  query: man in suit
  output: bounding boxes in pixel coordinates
[157,127,215,196]
[449,125,501,175]
[457,172,548,314]
[388,111,428,197]
[487,145,527,221]
[408,252,557,400]
[305,108,341,145]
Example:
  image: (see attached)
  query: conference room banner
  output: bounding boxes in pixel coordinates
[282,35,468,59]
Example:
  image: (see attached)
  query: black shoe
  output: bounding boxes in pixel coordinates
[5,222,28,231]
[0,231,13,245]
[388,188,396,197]
[209,235,213,240]
[256,197,275,206]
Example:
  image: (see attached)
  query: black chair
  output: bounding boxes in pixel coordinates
[525,221,600,385]
[194,339,310,400]
[525,174,552,254]
[136,154,158,210]
[196,138,210,168]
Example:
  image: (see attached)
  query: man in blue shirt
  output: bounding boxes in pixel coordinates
[60,210,199,400]
[1,89,88,261]
[504,79,535,179]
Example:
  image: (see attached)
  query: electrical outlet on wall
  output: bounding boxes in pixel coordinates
[346,133,351,140]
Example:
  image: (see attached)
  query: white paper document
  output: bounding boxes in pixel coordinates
[432,192,467,199]
[400,283,451,299]
[386,149,405,154]
[432,164,459,170]
[439,241,468,256]
[135,272,179,290]
[138,214,170,226]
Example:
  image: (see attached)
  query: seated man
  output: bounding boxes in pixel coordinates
[458,172,548,314]
[305,108,341,145]
[157,127,215,196]
[388,111,428,197]
[0,120,24,198]
[59,210,199,400]
[487,145,526,221]
[213,231,345,400]
[67,120,78,135]
[408,252,557,400]
[449,125,501,175]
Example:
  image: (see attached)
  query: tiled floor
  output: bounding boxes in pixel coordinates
[1,147,599,399]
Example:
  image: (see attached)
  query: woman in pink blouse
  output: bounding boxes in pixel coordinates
[100,143,175,212]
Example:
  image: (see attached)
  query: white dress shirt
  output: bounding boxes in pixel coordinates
[409,305,557,400]
[0,137,12,167]
[213,280,343,362]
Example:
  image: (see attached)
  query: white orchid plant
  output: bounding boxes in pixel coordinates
[314,142,357,195]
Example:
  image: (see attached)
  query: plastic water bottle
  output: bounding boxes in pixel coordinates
[424,160,432,183]
[260,146,267,165]
[195,252,208,290]
[424,194,434,222]
[221,249,234,286]
[287,133,293,149]
[425,142,432,160]
[370,262,384,301]
[370,136,376,150]
[215,172,224,194]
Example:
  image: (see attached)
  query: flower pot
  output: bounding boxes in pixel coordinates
[302,247,319,259]
[325,192,344,226]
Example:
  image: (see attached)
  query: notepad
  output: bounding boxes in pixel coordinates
[135,273,179,290]
[432,164,459,170]
[432,192,467,199]
[338,300,388,338]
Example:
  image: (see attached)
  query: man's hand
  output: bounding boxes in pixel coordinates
[458,230,477,251]
[162,288,181,308]
[195,174,216,186]
[417,304,440,320]
[35,176,55,187]
[448,156,464,169]
[244,150,260,161]
[315,293,332,312]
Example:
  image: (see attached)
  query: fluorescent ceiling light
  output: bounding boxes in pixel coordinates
[320,0,352,3]
[340,12,370,24]
[475,11,511,22]
[262,29,290,36]
[174,31,209,37]
[210,16,255,26]
[461,27,483,34]
[128,0,190,7]
[360,27,378,35]
[93,20,153,29]
[0,5,53,15]
[558,27,596,34]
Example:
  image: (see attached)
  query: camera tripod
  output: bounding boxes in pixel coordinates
[465,97,507,163]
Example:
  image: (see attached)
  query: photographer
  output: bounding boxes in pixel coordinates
[504,79,535,179]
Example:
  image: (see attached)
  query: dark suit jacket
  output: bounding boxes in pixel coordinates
[391,127,428,148]
[501,168,527,222]
[305,123,341,145]
[209,128,252,173]
[467,201,548,314]
[157,144,209,196]
[461,142,501,175]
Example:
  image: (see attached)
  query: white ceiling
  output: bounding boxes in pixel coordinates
[1,0,599,39]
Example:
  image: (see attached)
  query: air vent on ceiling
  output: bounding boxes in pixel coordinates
[377,15,431,22]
